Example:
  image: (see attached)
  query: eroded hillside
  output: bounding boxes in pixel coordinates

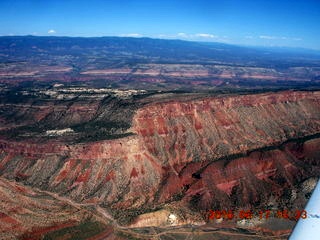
[0,90,319,239]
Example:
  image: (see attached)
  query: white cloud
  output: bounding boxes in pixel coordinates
[259,35,302,41]
[120,33,142,37]
[177,32,189,38]
[245,35,254,39]
[259,35,277,40]
[195,33,216,38]
[156,32,230,42]
[174,33,218,39]
[48,29,56,34]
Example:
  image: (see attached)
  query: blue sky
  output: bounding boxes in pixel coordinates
[0,0,319,49]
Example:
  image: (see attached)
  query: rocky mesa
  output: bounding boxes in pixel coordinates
[0,90,319,235]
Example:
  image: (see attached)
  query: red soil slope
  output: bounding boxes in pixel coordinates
[0,91,319,221]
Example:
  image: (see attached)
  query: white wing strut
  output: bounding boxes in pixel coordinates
[289,179,320,240]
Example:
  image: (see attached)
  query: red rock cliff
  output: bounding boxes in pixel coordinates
[0,91,319,220]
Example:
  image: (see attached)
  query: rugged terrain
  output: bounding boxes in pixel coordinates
[0,176,111,240]
[0,36,320,239]
[0,87,319,239]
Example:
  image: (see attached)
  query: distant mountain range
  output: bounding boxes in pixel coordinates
[1,36,320,68]
[1,36,320,91]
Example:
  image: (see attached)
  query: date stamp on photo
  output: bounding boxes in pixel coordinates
[208,209,307,221]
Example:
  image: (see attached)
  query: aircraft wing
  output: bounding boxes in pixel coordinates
[289,179,320,240]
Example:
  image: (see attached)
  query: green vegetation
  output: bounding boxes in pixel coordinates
[71,118,135,142]
[43,220,106,240]
[110,204,163,226]
[115,230,144,240]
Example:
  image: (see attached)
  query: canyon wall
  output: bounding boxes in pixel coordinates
[0,91,319,222]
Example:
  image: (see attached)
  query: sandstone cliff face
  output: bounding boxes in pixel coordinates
[133,91,320,164]
[0,91,319,223]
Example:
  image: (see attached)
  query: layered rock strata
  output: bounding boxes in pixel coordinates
[0,91,319,223]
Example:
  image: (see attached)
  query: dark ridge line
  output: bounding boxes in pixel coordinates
[193,132,320,182]
[171,132,320,204]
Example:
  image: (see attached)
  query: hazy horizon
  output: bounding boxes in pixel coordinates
[0,0,319,50]
[2,34,320,53]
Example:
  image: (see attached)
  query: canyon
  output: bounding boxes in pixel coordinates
[0,89,319,239]
[1,36,320,239]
